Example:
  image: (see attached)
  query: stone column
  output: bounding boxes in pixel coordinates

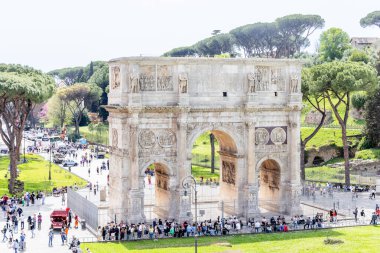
[177,118,192,222]
[245,121,260,218]
[286,110,302,215]
[126,115,145,223]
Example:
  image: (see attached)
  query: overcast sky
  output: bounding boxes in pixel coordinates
[0,0,379,72]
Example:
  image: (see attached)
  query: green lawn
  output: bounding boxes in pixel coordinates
[0,154,87,196]
[305,166,348,183]
[79,126,109,146]
[301,127,361,149]
[81,226,380,253]
[191,165,219,182]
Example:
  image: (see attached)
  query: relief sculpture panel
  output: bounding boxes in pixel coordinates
[111,66,120,89]
[222,161,236,185]
[158,130,176,148]
[138,130,156,148]
[254,66,269,91]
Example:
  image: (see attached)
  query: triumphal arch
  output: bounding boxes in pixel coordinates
[105,57,303,223]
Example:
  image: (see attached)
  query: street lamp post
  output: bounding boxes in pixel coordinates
[182,175,198,253]
[49,142,52,181]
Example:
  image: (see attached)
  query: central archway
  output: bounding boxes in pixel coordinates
[258,159,281,212]
[188,127,241,219]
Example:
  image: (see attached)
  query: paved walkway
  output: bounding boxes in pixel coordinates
[0,196,94,253]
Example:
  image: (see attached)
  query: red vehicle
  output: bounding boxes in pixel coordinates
[50,210,68,229]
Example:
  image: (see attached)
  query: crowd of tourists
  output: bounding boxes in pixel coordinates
[1,193,44,252]
[96,214,332,242]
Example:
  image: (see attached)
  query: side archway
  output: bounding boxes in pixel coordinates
[139,161,176,221]
[257,158,282,212]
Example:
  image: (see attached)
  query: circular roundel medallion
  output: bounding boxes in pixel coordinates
[270,127,286,145]
[158,130,176,147]
[255,128,270,145]
[138,130,156,148]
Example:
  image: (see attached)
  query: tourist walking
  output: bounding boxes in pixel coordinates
[48,229,54,247]
[12,238,19,253]
[60,228,66,245]
[61,193,66,206]
[353,207,358,222]
[37,213,42,230]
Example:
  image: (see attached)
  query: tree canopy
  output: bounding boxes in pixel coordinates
[318,27,351,62]
[49,61,107,85]
[0,64,55,193]
[58,83,102,137]
[164,14,324,58]
[360,11,380,28]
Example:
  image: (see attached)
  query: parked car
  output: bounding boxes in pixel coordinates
[96,152,106,159]
[62,160,78,167]
[53,154,66,164]
[0,145,9,154]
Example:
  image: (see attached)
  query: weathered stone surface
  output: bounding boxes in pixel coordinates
[105,57,303,223]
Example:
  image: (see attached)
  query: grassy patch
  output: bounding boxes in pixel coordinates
[0,154,87,196]
[301,127,361,149]
[355,148,380,160]
[81,226,380,253]
[305,166,346,183]
[302,96,365,128]
[191,165,219,182]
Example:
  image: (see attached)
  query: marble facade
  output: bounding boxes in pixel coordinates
[105,57,303,223]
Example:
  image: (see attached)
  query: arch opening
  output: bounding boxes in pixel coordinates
[258,159,281,212]
[142,162,173,221]
[190,129,240,219]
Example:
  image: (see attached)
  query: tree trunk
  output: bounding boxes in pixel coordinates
[8,150,18,194]
[210,133,215,174]
[341,126,350,187]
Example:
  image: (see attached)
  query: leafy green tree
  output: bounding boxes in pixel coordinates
[308,61,378,186]
[230,15,324,58]
[88,65,109,120]
[58,83,102,137]
[162,46,196,57]
[348,49,370,64]
[231,22,280,57]
[193,33,235,57]
[300,68,327,181]
[360,11,380,28]
[88,61,94,79]
[0,64,55,193]
[276,14,325,57]
[49,61,106,85]
[47,90,73,128]
[364,88,380,147]
[318,28,351,62]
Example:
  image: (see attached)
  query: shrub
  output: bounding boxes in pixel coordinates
[357,136,375,150]
[351,93,367,110]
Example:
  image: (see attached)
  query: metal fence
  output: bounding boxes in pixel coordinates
[67,187,99,230]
